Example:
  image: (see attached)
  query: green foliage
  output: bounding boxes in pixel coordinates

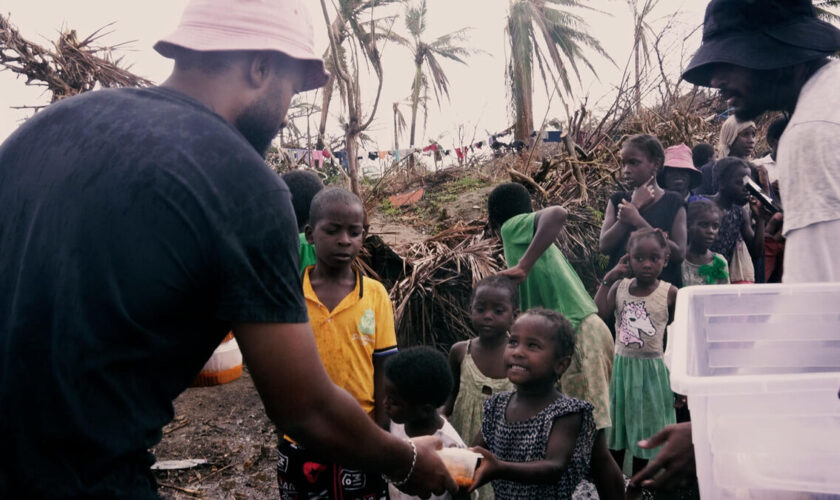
[380,199,403,218]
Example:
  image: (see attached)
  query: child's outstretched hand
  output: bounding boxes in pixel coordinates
[467,446,498,491]
[497,265,529,285]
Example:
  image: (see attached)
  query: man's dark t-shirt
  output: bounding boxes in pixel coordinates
[0,87,307,498]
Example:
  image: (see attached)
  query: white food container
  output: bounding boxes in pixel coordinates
[669,283,840,499]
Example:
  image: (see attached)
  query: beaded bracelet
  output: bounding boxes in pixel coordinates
[383,439,417,487]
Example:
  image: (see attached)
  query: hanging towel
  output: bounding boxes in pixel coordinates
[393,150,400,162]
[311,150,324,168]
[322,150,331,158]
[455,147,464,160]
[378,151,387,159]
[335,151,348,167]
[368,151,377,161]
[422,144,438,152]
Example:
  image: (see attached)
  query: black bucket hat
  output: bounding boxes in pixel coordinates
[682,0,840,86]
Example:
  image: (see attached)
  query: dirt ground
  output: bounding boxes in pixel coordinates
[367,211,427,250]
[152,368,278,500]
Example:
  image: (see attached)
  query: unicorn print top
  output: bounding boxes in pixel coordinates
[613,279,671,359]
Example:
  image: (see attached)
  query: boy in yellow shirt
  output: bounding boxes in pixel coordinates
[277,187,398,499]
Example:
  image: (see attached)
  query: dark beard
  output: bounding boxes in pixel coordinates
[733,104,765,122]
[234,102,283,157]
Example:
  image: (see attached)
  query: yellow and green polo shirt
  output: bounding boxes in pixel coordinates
[303,266,398,416]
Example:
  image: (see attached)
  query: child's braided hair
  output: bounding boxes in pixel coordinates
[627,227,669,252]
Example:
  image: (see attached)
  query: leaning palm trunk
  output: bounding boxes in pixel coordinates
[511,60,534,143]
[407,59,423,174]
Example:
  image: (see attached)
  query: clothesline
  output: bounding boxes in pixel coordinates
[280,127,566,169]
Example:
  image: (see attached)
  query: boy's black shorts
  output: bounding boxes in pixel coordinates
[276,439,388,500]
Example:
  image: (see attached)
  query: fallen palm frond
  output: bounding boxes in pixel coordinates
[390,223,504,350]
[1,14,150,107]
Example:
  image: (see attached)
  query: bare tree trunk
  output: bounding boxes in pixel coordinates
[407,62,422,175]
[345,126,360,195]
[316,74,334,149]
[563,133,587,202]
[393,106,399,152]
[512,60,533,142]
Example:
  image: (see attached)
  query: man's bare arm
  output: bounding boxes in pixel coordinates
[234,322,456,496]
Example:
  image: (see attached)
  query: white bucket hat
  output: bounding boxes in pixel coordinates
[154,0,329,92]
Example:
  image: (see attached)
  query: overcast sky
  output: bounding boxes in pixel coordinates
[1,0,704,160]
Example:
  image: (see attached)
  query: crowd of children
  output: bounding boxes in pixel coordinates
[277,120,780,499]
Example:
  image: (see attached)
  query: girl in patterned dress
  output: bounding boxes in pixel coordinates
[595,229,678,476]
[471,309,624,500]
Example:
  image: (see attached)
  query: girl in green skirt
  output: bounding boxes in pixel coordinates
[594,228,678,475]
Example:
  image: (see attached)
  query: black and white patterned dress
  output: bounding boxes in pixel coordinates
[482,391,596,499]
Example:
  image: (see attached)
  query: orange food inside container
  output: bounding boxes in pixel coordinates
[453,474,474,488]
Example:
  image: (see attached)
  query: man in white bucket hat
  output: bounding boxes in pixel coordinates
[0,1,455,498]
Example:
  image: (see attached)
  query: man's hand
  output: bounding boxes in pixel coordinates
[497,265,529,285]
[396,436,458,497]
[630,184,656,210]
[629,422,695,490]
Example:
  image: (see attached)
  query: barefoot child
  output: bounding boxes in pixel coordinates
[471,309,624,500]
[682,200,730,287]
[446,275,517,499]
[384,347,471,500]
[595,229,678,476]
[276,188,398,499]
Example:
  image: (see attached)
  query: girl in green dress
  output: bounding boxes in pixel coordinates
[595,228,678,476]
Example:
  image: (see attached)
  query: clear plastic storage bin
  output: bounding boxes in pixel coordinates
[669,283,840,499]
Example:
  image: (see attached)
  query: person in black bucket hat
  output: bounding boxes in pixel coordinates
[682,0,840,282]
[682,0,840,122]
[628,0,840,493]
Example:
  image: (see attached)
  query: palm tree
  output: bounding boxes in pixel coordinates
[402,0,473,169]
[315,1,405,150]
[815,0,840,23]
[628,0,660,111]
[319,0,402,194]
[506,0,610,142]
